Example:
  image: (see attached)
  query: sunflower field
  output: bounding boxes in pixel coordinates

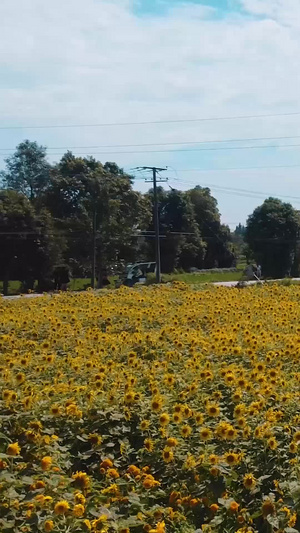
[1,283,300,533]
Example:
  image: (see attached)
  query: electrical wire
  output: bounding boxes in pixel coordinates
[1,143,300,157]
[131,175,300,204]
[165,164,300,172]
[0,230,194,238]
[171,179,300,201]
[206,189,300,202]
[165,178,300,204]
[2,134,300,151]
[3,230,299,244]
[0,111,299,130]
[132,168,300,202]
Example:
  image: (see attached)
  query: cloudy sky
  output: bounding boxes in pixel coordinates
[1,0,300,226]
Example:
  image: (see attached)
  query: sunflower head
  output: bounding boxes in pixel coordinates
[243,473,257,490]
[162,447,174,463]
[54,500,70,515]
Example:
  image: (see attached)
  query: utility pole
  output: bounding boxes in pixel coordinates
[135,166,167,283]
[91,204,97,289]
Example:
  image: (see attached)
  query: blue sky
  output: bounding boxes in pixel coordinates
[1,0,300,226]
[134,0,232,16]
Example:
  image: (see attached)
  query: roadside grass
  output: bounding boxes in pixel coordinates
[0,263,257,295]
[69,277,118,291]
[162,270,243,284]
[3,274,300,296]
[1,272,242,295]
[0,281,20,295]
[0,277,118,295]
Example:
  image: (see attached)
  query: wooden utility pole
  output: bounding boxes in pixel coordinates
[91,205,97,289]
[135,166,167,283]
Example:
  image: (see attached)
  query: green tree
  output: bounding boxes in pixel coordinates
[245,197,300,278]
[188,186,234,268]
[0,140,51,201]
[234,223,246,237]
[43,153,151,279]
[145,188,205,273]
[232,223,246,261]
[0,190,61,295]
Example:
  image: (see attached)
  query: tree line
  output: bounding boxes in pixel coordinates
[1,140,299,294]
[0,141,235,294]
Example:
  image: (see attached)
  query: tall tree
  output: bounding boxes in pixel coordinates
[145,188,205,272]
[0,190,61,294]
[43,153,151,278]
[234,223,246,237]
[188,186,234,268]
[232,223,246,261]
[0,140,51,201]
[245,197,300,278]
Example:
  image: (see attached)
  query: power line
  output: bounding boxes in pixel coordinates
[1,142,300,157]
[0,229,199,238]
[138,231,196,235]
[2,134,300,151]
[172,179,300,201]
[2,230,299,243]
[169,164,300,172]
[133,170,300,203]
[130,163,300,180]
[171,179,300,203]
[0,111,299,130]
[210,189,300,202]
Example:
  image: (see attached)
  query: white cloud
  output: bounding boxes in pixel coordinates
[0,0,300,223]
[241,0,300,27]
[0,0,299,121]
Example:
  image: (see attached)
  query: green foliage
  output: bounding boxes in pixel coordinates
[234,223,246,237]
[145,272,157,285]
[0,140,50,200]
[144,186,235,273]
[1,140,277,292]
[188,186,234,268]
[145,188,206,273]
[231,223,246,259]
[43,152,151,279]
[0,190,61,294]
[162,269,243,285]
[245,197,300,278]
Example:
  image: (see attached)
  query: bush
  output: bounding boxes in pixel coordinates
[145,273,158,285]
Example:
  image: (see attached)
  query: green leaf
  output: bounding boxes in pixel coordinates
[128,492,141,504]
[0,520,15,531]
[0,433,11,443]
[210,516,224,526]
[258,474,272,482]
[76,435,87,442]
[267,515,279,528]
[88,508,103,518]
[21,476,34,484]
